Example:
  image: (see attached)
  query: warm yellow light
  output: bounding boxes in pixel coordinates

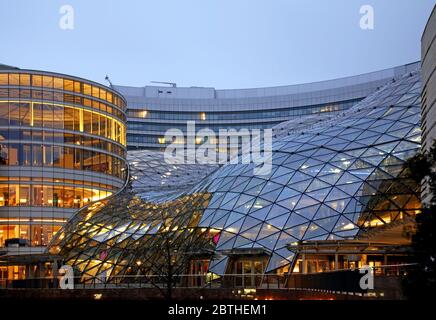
[2,100,126,146]
[90,191,112,202]
[158,137,165,144]
[364,218,386,227]
[79,109,84,132]
[0,218,66,223]
[200,112,206,120]
[343,223,355,230]
[293,264,300,273]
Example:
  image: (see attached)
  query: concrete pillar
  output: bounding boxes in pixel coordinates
[40,262,46,278]
[52,259,59,288]
[335,254,339,270]
[302,254,307,274]
[383,255,388,275]
[52,260,59,277]
[25,264,32,279]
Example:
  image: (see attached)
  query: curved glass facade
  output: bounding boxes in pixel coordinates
[0,70,128,251]
[50,69,422,284]
[202,72,422,274]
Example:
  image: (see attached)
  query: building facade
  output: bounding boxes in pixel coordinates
[50,69,422,289]
[0,67,128,276]
[421,6,436,153]
[115,62,420,151]
[421,6,436,205]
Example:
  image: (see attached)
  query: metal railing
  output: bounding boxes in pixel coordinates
[286,263,418,296]
[0,273,285,290]
[0,264,418,290]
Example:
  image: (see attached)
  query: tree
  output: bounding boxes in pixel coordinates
[402,142,436,299]
[143,208,214,300]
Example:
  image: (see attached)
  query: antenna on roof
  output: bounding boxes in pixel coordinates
[105,75,113,88]
[151,81,177,87]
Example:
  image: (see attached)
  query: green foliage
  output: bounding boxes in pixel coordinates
[403,142,436,299]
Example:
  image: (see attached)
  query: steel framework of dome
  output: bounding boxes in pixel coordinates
[49,71,422,282]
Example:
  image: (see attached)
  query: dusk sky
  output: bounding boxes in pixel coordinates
[1,0,434,88]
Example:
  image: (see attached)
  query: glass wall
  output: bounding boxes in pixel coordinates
[0,71,127,180]
[126,99,359,121]
[0,142,125,179]
[0,70,127,250]
[125,98,361,149]
[0,73,126,113]
[0,101,125,146]
[127,121,281,133]
[0,183,112,208]
[0,224,63,247]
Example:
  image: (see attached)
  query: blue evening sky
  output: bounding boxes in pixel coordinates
[0,0,434,89]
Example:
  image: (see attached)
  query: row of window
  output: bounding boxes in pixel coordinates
[0,101,126,146]
[0,184,112,208]
[0,224,62,247]
[127,132,261,145]
[0,72,126,111]
[126,99,360,121]
[0,176,117,192]
[0,89,126,122]
[0,143,126,180]
[0,128,126,158]
[127,121,280,133]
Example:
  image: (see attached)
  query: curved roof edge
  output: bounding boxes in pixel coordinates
[0,64,126,103]
[0,63,19,70]
[115,61,420,100]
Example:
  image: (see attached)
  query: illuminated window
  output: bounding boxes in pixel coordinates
[8,74,19,86]
[63,79,74,91]
[32,75,43,87]
[74,81,81,93]
[158,137,165,144]
[83,83,92,95]
[53,77,63,89]
[92,86,99,98]
[42,76,53,88]
[19,74,30,86]
[200,112,206,121]
[0,74,7,85]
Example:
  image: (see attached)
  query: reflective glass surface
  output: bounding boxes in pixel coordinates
[0,70,128,248]
[50,71,422,280]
